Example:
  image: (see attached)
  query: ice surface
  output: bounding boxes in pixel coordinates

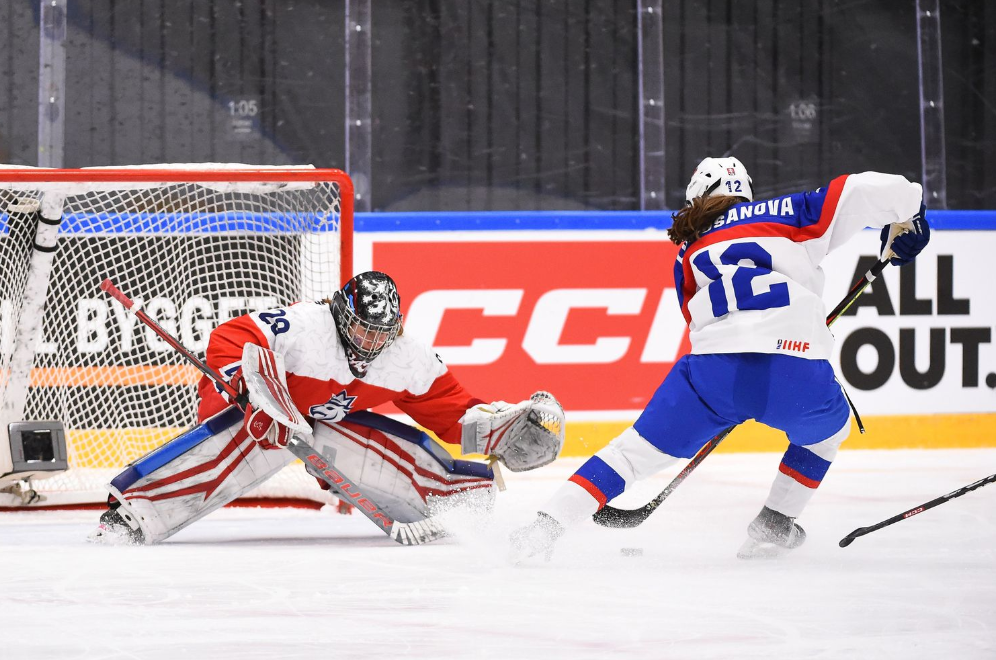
[2,449,994,660]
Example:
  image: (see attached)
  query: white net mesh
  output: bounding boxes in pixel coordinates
[0,166,350,506]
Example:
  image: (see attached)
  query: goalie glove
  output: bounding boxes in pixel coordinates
[225,367,248,405]
[880,201,930,266]
[460,391,565,472]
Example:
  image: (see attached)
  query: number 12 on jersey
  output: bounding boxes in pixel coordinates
[691,241,790,317]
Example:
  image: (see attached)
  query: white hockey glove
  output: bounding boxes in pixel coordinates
[460,391,565,472]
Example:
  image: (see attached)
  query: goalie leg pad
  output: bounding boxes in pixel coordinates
[312,411,496,524]
[105,405,296,544]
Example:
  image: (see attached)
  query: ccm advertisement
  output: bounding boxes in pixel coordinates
[356,226,996,454]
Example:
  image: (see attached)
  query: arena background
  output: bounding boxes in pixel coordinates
[1,1,994,457]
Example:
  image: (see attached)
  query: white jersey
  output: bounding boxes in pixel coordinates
[202,301,483,444]
[675,172,923,360]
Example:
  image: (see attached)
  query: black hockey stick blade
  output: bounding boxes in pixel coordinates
[592,429,731,528]
[838,528,871,548]
[591,496,657,529]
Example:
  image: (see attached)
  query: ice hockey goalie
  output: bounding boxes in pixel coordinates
[90,271,565,544]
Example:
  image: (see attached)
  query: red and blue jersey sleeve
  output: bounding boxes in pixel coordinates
[197,314,271,420]
[204,314,271,370]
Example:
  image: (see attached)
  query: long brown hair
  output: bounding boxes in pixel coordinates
[668,195,744,245]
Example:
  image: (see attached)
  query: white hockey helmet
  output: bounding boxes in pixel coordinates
[684,156,754,205]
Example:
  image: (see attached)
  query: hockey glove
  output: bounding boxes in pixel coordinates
[244,404,290,450]
[230,367,290,449]
[880,202,930,267]
[460,391,565,472]
[224,367,248,405]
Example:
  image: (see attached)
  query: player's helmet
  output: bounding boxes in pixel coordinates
[330,271,403,373]
[684,156,754,206]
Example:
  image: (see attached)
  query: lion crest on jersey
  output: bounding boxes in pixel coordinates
[309,390,357,422]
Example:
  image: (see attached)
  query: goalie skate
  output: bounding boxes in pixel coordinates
[736,506,807,560]
[88,509,145,546]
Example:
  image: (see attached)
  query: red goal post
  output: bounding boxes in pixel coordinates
[0,164,353,508]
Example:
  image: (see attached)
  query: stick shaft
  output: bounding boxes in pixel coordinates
[592,427,732,528]
[658,429,729,499]
[826,258,888,325]
[100,278,242,403]
[840,472,996,546]
[845,494,949,540]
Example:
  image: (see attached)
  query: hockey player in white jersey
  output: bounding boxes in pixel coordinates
[512,156,930,561]
[91,271,564,544]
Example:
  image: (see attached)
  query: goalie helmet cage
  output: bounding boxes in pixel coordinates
[0,164,353,508]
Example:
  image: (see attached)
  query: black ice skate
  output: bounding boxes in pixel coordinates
[736,506,806,560]
[87,508,146,545]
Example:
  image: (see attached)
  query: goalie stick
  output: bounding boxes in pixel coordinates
[839,472,996,548]
[592,257,891,529]
[99,278,447,546]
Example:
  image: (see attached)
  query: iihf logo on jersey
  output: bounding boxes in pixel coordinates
[726,167,736,175]
[776,339,810,353]
[309,390,357,422]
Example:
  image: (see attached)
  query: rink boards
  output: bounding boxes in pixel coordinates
[354,210,996,455]
[19,210,992,465]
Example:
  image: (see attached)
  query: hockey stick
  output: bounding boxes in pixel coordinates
[839,472,996,547]
[592,257,891,529]
[99,278,446,546]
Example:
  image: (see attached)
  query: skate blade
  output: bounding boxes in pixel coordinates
[736,537,791,560]
[87,524,140,546]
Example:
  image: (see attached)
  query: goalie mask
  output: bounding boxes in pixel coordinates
[330,271,403,377]
[684,156,754,206]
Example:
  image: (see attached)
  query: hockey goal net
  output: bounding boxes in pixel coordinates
[0,164,352,508]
